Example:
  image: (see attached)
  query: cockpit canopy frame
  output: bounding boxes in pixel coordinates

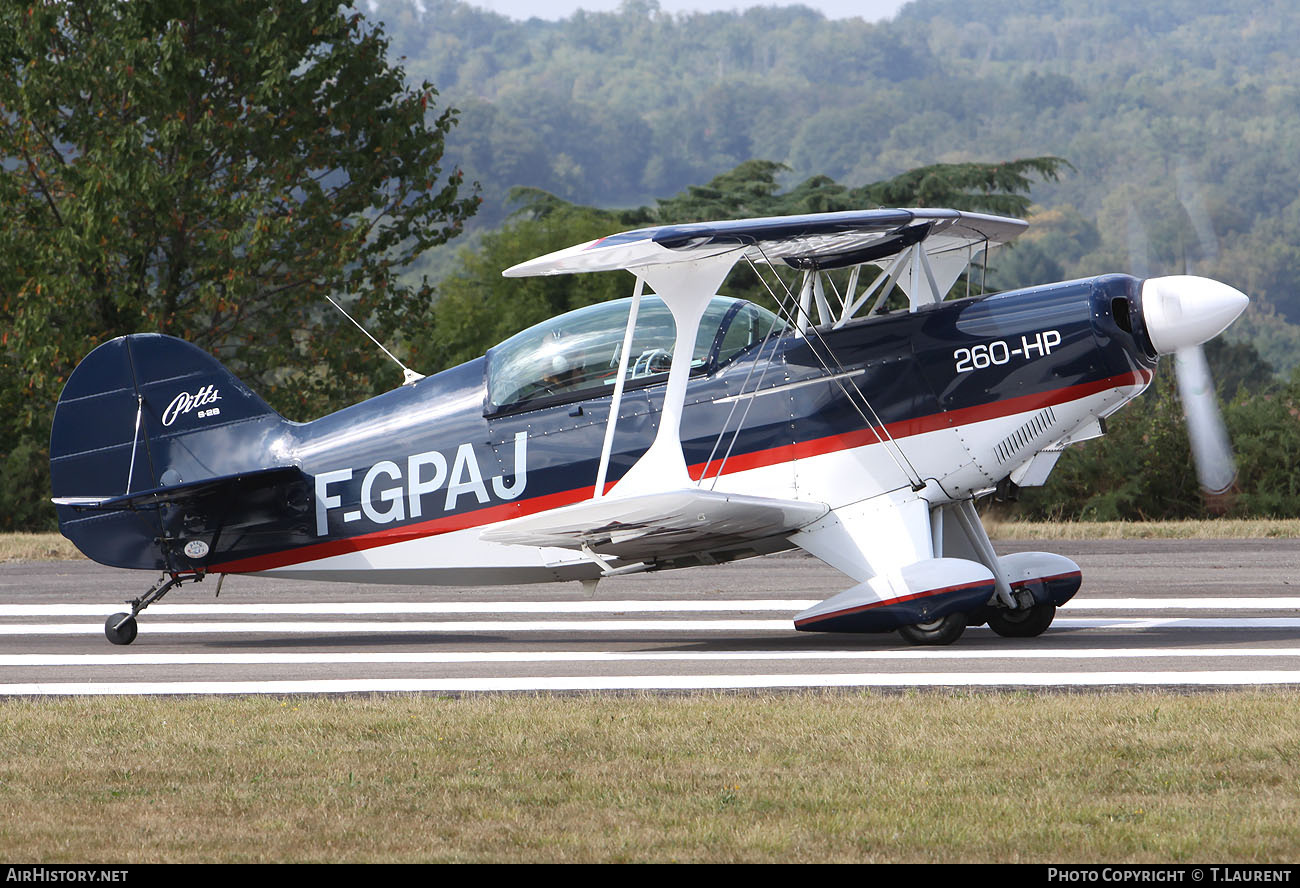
[485,294,784,415]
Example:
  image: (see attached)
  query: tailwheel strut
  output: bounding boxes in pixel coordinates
[105,572,203,646]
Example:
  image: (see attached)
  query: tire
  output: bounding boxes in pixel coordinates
[105,613,138,646]
[897,612,966,645]
[986,602,1056,638]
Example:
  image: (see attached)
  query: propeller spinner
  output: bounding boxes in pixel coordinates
[1140,275,1249,495]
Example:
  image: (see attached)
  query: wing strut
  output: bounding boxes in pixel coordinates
[593,275,645,499]
[795,271,838,335]
[838,248,910,323]
[606,254,738,498]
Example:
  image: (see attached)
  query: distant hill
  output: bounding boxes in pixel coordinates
[366,0,1300,369]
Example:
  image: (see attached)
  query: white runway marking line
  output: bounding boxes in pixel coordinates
[1058,617,1300,629]
[6,647,1300,668]
[6,617,1300,637]
[3,596,1299,617]
[6,671,1300,695]
[0,600,816,616]
[1070,598,1300,610]
[0,619,796,635]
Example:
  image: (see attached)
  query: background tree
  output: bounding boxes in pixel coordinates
[415,189,647,374]
[381,0,1300,368]
[0,0,477,530]
[651,157,1069,222]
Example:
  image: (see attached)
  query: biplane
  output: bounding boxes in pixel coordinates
[49,208,1248,645]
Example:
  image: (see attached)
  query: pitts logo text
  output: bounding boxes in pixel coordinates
[162,386,222,427]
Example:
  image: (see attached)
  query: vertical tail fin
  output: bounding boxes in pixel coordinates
[50,334,291,569]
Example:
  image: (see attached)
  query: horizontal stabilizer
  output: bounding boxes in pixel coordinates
[53,465,306,512]
[794,557,995,633]
[480,488,828,561]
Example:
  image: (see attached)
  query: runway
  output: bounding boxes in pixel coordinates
[3,539,1300,695]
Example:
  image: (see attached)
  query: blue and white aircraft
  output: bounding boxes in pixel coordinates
[49,209,1249,645]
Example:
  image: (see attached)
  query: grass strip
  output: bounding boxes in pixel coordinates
[981,518,1300,540]
[0,533,82,562]
[1,691,1298,863]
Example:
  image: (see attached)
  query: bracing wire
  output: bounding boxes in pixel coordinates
[125,395,143,496]
[706,339,780,489]
[324,294,425,385]
[696,320,784,489]
[745,249,927,490]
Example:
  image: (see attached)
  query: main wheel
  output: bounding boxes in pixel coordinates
[986,602,1056,638]
[105,613,138,646]
[897,612,966,646]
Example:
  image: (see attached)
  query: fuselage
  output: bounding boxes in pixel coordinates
[190,273,1156,583]
[54,273,1156,582]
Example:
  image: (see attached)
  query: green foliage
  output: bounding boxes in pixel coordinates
[994,205,1101,291]
[653,160,790,222]
[652,156,1070,223]
[1203,336,1275,400]
[1228,384,1300,517]
[1223,298,1300,380]
[0,439,56,532]
[0,0,477,529]
[856,158,1072,218]
[374,0,1300,333]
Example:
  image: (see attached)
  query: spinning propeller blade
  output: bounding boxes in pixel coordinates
[1173,345,1236,495]
[1140,275,1249,495]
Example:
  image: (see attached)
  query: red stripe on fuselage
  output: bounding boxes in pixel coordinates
[210,485,603,573]
[212,369,1150,574]
[691,369,1151,479]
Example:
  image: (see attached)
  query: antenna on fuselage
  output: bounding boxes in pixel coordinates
[323,293,425,386]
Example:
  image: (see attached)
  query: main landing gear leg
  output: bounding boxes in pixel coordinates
[104,573,200,646]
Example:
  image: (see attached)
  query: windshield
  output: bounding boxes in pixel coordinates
[487,295,783,411]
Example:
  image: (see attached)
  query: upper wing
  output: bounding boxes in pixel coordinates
[479,488,828,562]
[502,209,1026,278]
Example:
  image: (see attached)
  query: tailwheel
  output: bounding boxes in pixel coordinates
[102,571,202,646]
[105,613,138,646]
[987,602,1056,638]
[898,612,966,646]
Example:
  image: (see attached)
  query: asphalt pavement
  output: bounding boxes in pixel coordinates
[3,539,1299,694]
